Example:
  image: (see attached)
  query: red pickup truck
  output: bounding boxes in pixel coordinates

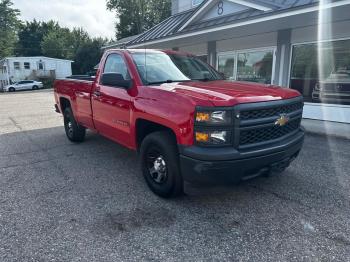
[54,49,304,198]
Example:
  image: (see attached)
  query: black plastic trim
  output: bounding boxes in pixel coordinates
[179,129,304,161]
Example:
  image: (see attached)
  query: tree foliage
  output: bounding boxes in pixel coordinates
[16,20,60,56]
[106,0,171,39]
[40,26,108,74]
[14,17,109,74]
[1,0,110,74]
[0,0,21,58]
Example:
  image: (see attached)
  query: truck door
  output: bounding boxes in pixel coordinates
[91,53,133,147]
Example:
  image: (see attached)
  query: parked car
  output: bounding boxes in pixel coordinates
[54,49,305,198]
[312,69,350,104]
[4,80,43,92]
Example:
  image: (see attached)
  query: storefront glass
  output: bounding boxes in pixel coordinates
[218,54,235,80]
[236,50,273,84]
[290,39,350,105]
[196,55,208,63]
[217,49,274,84]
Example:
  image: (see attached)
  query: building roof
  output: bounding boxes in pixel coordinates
[124,0,338,47]
[3,56,73,62]
[128,8,196,45]
[103,34,141,49]
[182,0,319,33]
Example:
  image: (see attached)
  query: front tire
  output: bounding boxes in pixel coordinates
[9,87,15,92]
[63,107,86,142]
[140,131,184,198]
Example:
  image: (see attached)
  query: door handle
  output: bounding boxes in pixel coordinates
[93,90,101,97]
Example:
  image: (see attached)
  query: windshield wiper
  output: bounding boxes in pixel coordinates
[146,79,190,85]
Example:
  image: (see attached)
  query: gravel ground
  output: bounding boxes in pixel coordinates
[0,90,350,262]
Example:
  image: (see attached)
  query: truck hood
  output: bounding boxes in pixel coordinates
[153,80,301,107]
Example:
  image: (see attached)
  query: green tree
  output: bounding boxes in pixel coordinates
[106,0,171,39]
[41,25,108,74]
[73,37,107,74]
[41,27,71,59]
[16,20,60,56]
[0,0,21,58]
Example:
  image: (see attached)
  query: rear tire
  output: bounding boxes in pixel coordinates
[63,107,86,142]
[140,131,184,198]
[32,85,38,90]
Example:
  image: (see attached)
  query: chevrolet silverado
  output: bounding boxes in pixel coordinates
[54,49,304,198]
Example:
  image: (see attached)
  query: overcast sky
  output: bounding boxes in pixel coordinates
[12,0,116,39]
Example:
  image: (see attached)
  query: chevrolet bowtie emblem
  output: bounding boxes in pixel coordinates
[275,114,290,127]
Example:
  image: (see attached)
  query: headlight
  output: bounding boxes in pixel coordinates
[195,130,231,145]
[195,110,231,124]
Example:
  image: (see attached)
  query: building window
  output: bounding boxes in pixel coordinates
[290,39,350,105]
[217,48,275,84]
[14,62,20,70]
[192,0,204,7]
[218,54,235,80]
[237,50,274,84]
[24,62,30,69]
[196,54,208,63]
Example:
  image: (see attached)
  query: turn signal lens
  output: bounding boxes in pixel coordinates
[196,112,210,122]
[195,132,209,142]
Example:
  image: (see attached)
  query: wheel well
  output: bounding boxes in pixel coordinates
[136,119,177,150]
[59,97,71,112]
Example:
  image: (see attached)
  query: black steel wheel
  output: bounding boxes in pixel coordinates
[140,131,183,198]
[63,107,86,142]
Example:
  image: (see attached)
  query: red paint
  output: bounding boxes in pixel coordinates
[54,49,301,149]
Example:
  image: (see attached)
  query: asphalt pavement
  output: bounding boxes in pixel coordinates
[0,90,350,261]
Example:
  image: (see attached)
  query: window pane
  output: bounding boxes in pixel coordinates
[103,54,130,80]
[196,55,208,63]
[290,39,350,105]
[237,50,273,84]
[14,62,20,70]
[24,62,30,69]
[192,0,204,6]
[218,55,235,80]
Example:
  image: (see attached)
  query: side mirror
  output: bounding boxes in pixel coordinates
[101,73,132,88]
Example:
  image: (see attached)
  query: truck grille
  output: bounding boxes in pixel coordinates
[240,101,303,120]
[235,97,303,148]
[239,118,301,146]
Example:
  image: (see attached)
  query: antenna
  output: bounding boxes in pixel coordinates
[142,1,147,84]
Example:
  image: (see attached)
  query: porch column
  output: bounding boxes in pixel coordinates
[207,41,217,68]
[274,29,292,87]
[6,60,10,85]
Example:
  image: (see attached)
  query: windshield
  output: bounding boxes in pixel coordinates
[131,52,223,85]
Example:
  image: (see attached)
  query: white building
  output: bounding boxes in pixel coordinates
[0,56,73,90]
[106,0,350,124]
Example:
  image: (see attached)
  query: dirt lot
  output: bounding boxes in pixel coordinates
[1,90,350,261]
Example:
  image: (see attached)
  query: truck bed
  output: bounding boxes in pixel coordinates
[54,78,94,128]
